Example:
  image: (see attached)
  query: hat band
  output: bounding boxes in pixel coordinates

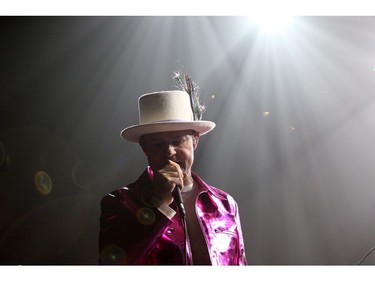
[141,118,194,124]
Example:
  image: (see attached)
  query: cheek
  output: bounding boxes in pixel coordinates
[144,150,163,165]
[147,152,163,163]
[181,148,194,163]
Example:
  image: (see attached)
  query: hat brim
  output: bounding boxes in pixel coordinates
[121,120,216,143]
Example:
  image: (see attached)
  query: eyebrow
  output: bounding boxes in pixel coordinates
[153,136,183,141]
[147,135,190,142]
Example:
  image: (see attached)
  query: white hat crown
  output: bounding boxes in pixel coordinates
[139,91,194,124]
[121,90,215,143]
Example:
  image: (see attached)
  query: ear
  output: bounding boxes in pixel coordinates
[192,133,200,150]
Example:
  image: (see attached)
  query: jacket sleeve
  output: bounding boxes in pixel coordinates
[234,200,248,265]
[98,187,172,264]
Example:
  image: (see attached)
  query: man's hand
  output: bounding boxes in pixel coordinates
[152,160,185,205]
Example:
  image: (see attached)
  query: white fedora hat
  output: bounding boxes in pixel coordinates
[121,90,216,143]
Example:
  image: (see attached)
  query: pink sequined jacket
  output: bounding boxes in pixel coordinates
[99,169,247,265]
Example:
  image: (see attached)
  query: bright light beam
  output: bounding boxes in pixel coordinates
[249,15,294,34]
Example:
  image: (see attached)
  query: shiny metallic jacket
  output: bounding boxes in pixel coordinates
[99,169,247,265]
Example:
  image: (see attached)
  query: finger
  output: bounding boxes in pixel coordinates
[164,160,184,182]
[170,160,184,176]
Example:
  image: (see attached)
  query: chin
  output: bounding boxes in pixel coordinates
[176,162,186,171]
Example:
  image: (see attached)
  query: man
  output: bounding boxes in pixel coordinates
[99,74,247,265]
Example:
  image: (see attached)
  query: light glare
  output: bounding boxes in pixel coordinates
[250,15,294,34]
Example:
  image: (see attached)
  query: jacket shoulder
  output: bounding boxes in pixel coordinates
[100,181,140,215]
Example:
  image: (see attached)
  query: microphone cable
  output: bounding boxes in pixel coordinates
[357,246,375,265]
[173,186,191,265]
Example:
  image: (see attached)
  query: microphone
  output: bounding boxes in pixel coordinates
[172,185,186,218]
[172,184,189,265]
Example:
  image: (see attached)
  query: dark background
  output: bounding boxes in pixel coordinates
[1,16,375,265]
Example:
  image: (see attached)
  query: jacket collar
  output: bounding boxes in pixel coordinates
[191,172,227,201]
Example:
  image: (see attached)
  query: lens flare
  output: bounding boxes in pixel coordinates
[100,245,126,264]
[34,170,52,195]
[71,160,92,189]
[137,207,156,225]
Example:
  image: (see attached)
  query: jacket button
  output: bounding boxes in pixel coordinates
[166,227,175,235]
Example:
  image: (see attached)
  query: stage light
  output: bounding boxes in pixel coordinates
[249,15,294,34]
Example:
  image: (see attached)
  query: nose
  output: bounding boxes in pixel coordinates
[166,144,177,157]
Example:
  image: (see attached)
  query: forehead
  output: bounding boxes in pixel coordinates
[142,130,194,141]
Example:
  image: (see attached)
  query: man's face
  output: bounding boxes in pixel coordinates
[140,130,199,175]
